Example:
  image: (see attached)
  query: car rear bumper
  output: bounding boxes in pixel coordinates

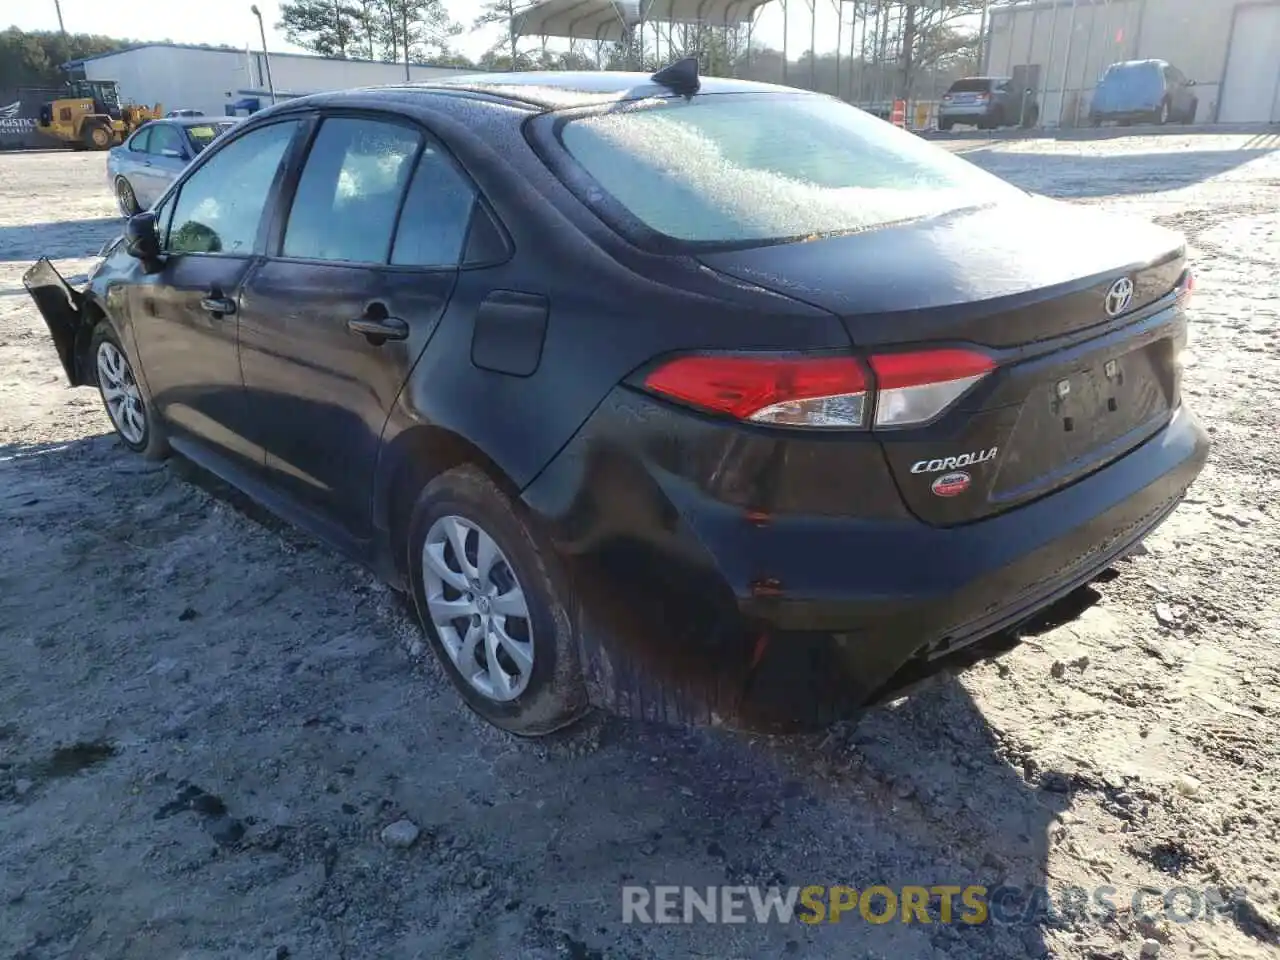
[1091,109,1163,123]
[939,104,994,120]
[522,394,1208,730]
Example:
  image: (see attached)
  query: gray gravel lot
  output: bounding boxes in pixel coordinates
[2,134,1279,960]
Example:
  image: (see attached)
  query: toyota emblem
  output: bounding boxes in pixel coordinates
[1105,276,1134,317]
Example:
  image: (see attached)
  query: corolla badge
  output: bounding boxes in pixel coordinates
[910,446,998,474]
[1105,276,1134,317]
[931,472,971,497]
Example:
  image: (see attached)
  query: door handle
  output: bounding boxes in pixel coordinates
[348,315,409,343]
[200,296,236,316]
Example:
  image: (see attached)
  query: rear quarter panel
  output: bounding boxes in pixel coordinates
[365,94,850,535]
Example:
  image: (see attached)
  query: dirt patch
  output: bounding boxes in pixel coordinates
[2,140,1279,959]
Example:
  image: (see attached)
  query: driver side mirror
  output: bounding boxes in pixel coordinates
[124,211,164,271]
[1186,79,1197,87]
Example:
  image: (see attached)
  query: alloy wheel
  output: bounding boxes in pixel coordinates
[96,340,146,445]
[422,515,534,702]
[116,178,138,216]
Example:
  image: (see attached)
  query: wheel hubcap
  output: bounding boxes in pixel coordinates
[118,181,134,212]
[421,515,534,702]
[96,341,146,445]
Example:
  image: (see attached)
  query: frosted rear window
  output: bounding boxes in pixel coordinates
[557,94,1023,247]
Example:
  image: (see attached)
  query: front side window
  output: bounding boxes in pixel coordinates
[390,144,476,267]
[167,119,299,255]
[150,124,187,157]
[128,127,152,153]
[554,93,1024,248]
[282,116,421,264]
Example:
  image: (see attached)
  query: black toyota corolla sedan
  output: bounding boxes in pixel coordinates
[25,61,1208,735]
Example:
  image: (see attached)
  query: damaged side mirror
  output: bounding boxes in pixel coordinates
[124,211,164,271]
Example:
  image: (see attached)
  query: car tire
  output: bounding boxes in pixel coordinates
[938,119,953,132]
[1182,98,1198,125]
[115,177,140,217]
[1158,100,1171,125]
[84,122,113,151]
[407,465,589,737]
[89,321,168,460]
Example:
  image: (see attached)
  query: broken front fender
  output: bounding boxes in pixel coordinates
[22,257,88,386]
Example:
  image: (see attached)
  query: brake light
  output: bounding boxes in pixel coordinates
[869,349,996,427]
[642,355,870,427]
[642,347,996,430]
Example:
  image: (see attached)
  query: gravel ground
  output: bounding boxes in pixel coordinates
[2,136,1279,960]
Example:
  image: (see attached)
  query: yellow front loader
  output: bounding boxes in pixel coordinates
[36,79,162,151]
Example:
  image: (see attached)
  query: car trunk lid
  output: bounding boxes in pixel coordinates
[697,198,1189,525]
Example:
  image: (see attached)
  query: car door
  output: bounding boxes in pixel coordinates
[115,126,153,205]
[126,117,304,471]
[237,112,476,536]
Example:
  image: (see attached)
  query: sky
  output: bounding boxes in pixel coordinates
[3,0,859,65]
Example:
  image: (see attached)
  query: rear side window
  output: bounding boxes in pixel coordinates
[947,79,992,94]
[283,116,421,264]
[390,144,476,268]
[555,93,1023,248]
[184,124,224,154]
[168,120,299,255]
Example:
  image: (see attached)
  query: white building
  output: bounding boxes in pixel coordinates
[985,0,1280,126]
[66,43,479,118]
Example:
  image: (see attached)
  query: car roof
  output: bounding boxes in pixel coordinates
[274,70,807,114]
[143,116,238,128]
[1107,59,1167,70]
[169,116,239,126]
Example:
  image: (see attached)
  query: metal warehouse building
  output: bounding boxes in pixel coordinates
[984,0,1280,126]
[65,43,477,119]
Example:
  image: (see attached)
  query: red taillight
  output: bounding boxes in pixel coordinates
[1177,269,1195,303]
[643,355,870,427]
[642,348,995,430]
[870,349,996,427]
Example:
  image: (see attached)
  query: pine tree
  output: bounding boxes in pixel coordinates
[278,1,364,58]
[376,0,460,65]
[473,0,528,67]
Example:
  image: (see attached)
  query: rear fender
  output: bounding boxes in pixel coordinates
[22,258,90,386]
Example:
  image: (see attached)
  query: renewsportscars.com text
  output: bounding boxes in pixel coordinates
[621,884,1251,926]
